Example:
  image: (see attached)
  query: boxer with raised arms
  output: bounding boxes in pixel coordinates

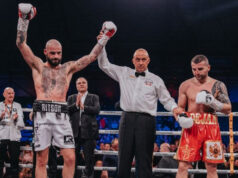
[16,3,116,178]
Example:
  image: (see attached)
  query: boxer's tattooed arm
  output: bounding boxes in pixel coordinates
[75,56,91,69]
[69,44,103,73]
[89,43,103,62]
[16,31,27,45]
[211,81,231,104]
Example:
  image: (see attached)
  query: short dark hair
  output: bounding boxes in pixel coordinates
[76,77,87,84]
[191,55,209,64]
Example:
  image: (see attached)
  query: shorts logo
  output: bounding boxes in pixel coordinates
[42,104,62,113]
[64,135,74,145]
[209,143,221,158]
[206,141,222,160]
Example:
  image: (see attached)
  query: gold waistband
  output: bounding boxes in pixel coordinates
[188,113,218,125]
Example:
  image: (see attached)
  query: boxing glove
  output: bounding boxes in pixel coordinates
[98,21,117,46]
[17,3,37,32]
[177,113,194,129]
[196,90,224,111]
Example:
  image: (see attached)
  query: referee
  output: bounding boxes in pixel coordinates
[97,44,182,178]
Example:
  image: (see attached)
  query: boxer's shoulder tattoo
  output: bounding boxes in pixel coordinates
[211,81,230,104]
[63,61,80,73]
[16,31,26,44]
[41,66,67,97]
[63,61,74,70]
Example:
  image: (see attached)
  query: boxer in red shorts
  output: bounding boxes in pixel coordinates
[175,55,232,178]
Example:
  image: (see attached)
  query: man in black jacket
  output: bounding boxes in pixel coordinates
[68,77,100,178]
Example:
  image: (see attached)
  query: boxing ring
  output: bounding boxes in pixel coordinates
[8,110,238,175]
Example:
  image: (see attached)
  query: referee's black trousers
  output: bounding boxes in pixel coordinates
[117,111,156,178]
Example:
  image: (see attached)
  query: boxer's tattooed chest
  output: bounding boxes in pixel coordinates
[41,66,67,97]
[211,81,230,104]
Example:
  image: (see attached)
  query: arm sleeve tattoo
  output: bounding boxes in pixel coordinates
[211,81,231,104]
[16,31,27,44]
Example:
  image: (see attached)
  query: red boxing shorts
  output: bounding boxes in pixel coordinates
[174,113,224,164]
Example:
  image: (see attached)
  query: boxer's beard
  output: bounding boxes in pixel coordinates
[46,57,61,67]
[195,74,206,81]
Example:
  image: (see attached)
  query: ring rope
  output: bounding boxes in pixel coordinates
[20,128,238,136]
[22,108,238,117]
[20,127,238,137]
[98,130,238,136]
[4,163,238,174]
[19,146,238,158]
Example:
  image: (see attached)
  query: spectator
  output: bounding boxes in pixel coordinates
[154,143,178,178]
[0,87,25,178]
[104,143,111,151]
[68,77,100,178]
[19,144,33,178]
[153,143,160,168]
[102,138,119,178]
[94,160,103,178]
[100,143,105,150]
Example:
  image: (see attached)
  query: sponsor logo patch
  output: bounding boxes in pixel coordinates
[144,79,153,86]
[64,135,74,145]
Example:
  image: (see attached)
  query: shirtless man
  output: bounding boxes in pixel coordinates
[16,3,116,178]
[175,55,232,178]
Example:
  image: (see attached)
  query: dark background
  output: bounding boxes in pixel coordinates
[0,0,238,110]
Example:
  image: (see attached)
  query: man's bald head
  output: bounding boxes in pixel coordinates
[4,87,14,93]
[133,48,150,58]
[132,48,150,73]
[3,87,15,103]
[45,39,62,49]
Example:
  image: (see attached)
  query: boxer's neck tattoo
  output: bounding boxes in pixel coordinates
[41,66,67,98]
[211,81,230,104]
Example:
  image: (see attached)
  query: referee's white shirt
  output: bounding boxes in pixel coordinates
[98,48,177,116]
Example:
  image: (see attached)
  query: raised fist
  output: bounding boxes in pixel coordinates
[98,21,117,46]
[101,21,117,38]
[18,3,37,20]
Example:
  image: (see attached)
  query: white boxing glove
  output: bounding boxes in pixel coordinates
[98,21,117,46]
[17,3,37,32]
[196,90,224,111]
[178,113,194,129]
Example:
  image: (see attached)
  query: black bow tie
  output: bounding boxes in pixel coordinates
[135,72,145,77]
